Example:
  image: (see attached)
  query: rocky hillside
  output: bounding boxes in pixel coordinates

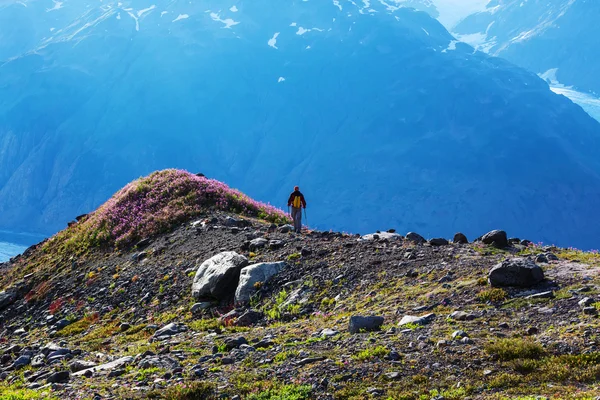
[1,171,599,399]
[3,1,600,249]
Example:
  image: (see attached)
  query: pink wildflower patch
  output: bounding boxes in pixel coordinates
[58,169,289,250]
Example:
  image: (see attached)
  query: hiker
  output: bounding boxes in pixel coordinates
[287,186,306,233]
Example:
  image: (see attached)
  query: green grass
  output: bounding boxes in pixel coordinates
[0,384,58,400]
[247,384,312,400]
[353,346,388,361]
[476,288,507,302]
[485,338,545,361]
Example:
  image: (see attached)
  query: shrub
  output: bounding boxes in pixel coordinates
[485,338,545,361]
[476,288,507,303]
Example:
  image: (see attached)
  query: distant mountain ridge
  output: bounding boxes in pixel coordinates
[454,0,600,96]
[2,0,600,248]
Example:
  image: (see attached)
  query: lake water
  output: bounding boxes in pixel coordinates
[0,231,46,263]
[0,241,27,262]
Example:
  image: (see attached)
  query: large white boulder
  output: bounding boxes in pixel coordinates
[235,262,286,304]
[192,252,248,300]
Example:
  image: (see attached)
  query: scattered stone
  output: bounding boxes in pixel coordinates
[269,240,284,250]
[525,327,539,336]
[498,322,510,329]
[69,360,97,373]
[385,372,401,380]
[535,254,549,263]
[448,311,476,321]
[120,323,131,332]
[296,357,325,366]
[278,225,294,233]
[405,232,426,244]
[398,314,435,326]
[321,328,339,338]
[11,355,31,369]
[429,238,449,246]
[526,291,554,299]
[453,233,469,244]
[546,253,559,261]
[0,290,17,311]
[488,258,544,287]
[108,369,126,378]
[452,330,468,339]
[73,356,135,376]
[359,232,402,241]
[481,230,508,248]
[460,337,473,344]
[234,310,263,327]
[191,302,213,313]
[348,316,384,333]
[47,371,70,384]
[583,307,598,316]
[249,238,268,250]
[224,337,248,350]
[579,297,594,307]
[153,323,187,339]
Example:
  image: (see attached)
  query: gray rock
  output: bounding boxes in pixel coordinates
[452,330,468,339]
[526,291,554,299]
[321,329,339,338]
[453,233,469,244]
[546,253,559,261]
[235,262,286,304]
[12,355,31,369]
[191,302,213,313]
[138,356,180,370]
[385,372,401,380]
[53,319,71,330]
[359,232,402,241]
[460,337,473,344]
[73,356,134,376]
[349,316,384,333]
[489,258,544,287]
[224,337,248,350]
[579,297,594,307]
[481,230,508,248]
[192,252,248,300]
[0,290,17,311]
[448,311,476,321]
[69,360,97,373]
[535,254,549,263]
[268,240,284,250]
[278,225,294,233]
[583,307,598,315]
[398,313,435,326]
[31,354,46,368]
[234,310,263,327]
[429,238,449,246]
[296,357,326,366]
[153,323,186,339]
[249,238,268,250]
[46,371,69,384]
[120,323,131,332]
[405,232,426,244]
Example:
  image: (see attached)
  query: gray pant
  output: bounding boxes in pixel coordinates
[291,207,302,232]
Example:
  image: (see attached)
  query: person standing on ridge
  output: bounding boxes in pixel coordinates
[287,186,306,233]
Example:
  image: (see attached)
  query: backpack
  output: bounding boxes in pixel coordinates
[292,195,302,208]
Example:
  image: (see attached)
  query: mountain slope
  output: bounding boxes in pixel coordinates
[1,173,600,399]
[2,0,600,248]
[454,0,600,95]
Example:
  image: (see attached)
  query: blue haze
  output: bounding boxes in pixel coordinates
[1,1,600,249]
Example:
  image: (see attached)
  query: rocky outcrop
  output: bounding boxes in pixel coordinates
[488,258,544,287]
[192,252,248,300]
[481,230,508,248]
